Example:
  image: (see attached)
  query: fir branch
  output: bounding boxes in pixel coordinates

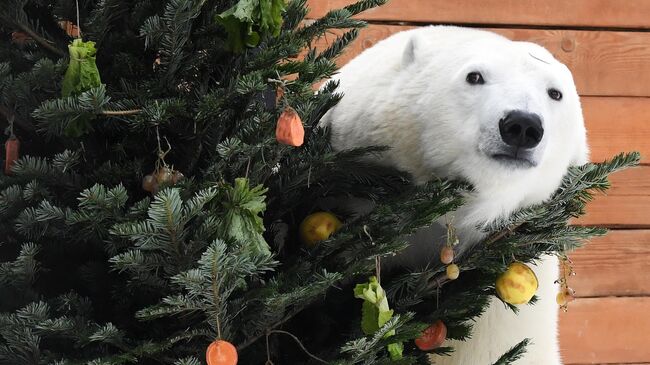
[0,105,35,132]
[100,109,142,116]
[344,0,389,16]
[490,338,530,365]
[14,21,66,57]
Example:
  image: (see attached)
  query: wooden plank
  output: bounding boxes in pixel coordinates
[559,297,650,364]
[577,166,650,228]
[494,28,650,97]
[568,230,650,297]
[308,0,650,29]
[583,98,650,164]
[314,24,650,96]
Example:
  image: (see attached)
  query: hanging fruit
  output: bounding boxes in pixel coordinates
[495,262,539,305]
[275,106,304,147]
[446,263,460,280]
[171,170,184,184]
[4,136,20,175]
[142,174,157,193]
[415,320,447,351]
[206,339,238,365]
[299,211,342,247]
[556,287,576,307]
[440,246,454,264]
[155,166,173,185]
[557,255,576,311]
[58,20,80,37]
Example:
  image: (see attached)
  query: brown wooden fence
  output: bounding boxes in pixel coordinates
[307,1,650,364]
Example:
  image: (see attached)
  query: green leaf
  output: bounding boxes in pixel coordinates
[354,276,389,311]
[60,39,102,137]
[216,0,258,52]
[62,39,102,97]
[259,0,285,37]
[216,0,285,52]
[219,178,270,256]
[387,342,404,360]
[360,300,379,335]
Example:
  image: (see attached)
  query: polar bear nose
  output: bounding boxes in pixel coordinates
[499,111,544,149]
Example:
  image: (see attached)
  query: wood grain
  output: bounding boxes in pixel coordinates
[577,166,650,228]
[308,0,650,29]
[568,230,650,297]
[313,24,650,96]
[582,98,650,164]
[559,297,650,364]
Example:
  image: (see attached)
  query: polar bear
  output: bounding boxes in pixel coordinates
[321,26,588,364]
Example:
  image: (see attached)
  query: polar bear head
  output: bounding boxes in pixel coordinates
[326,26,589,223]
[400,27,589,221]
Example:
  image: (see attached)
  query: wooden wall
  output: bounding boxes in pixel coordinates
[307,1,650,364]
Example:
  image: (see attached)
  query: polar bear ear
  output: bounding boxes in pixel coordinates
[402,35,421,66]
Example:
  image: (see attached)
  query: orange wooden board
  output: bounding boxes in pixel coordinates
[568,230,650,297]
[583,98,650,164]
[559,297,650,364]
[308,0,650,29]
[313,24,650,96]
[577,166,650,228]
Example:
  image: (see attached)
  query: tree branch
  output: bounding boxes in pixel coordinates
[100,109,142,116]
[0,106,35,132]
[15,22,66,57]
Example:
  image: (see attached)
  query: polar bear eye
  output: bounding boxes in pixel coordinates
[548,88,563,101]
[466,72,485,85]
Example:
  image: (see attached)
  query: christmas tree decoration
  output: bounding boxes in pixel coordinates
[58,20,81,37]
[354,276,404,360]
[142,174,157,192]
[216,0,286,52]
[171,170,185,184]
[62,39,101,97]
[275,106,305,147]
[556,256,577,311]
[61,38,102,136]
[4,136,19,175]
[446,263,460,280]
[556,287,576,307]
[299,211,342,247]
[3,115,19,176]
[440,246,454,264]
[495,262,539,305]
[206,340,238,365]
[415,320,447,351]
[155,166,173,185]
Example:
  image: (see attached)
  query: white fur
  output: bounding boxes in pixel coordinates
[321,26,589,364]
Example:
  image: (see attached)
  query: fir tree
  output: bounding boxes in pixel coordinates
[0,1,640,364]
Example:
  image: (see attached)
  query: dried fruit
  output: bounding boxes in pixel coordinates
[4,137,20,175]
[155,167,173,184]
[299,212,342,247]
[142,174,157,192]
[446,264,460,280]
[495,262,539,305]
[415,320,447,351]
[275,106,304,146]
[440,246,454,264]
[206,340,238,365]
